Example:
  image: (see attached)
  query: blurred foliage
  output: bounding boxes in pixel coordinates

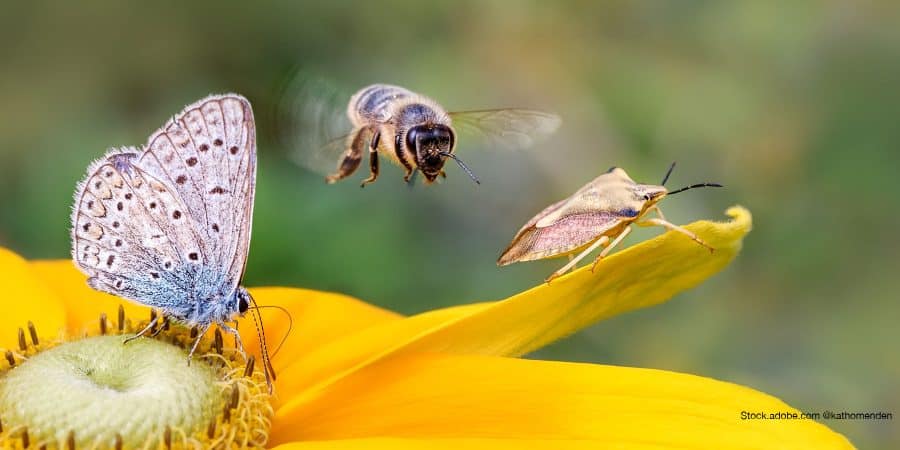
[1,1,897,447]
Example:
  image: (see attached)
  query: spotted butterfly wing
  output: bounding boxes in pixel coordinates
[71,94,256,321]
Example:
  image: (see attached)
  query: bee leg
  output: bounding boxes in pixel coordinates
[360,130,381,187]
[404,168,417,184]
[637,217,714,252]
[326,128,368,184]
[439,170,447,179]
[590,226,633,272]
[546,235,610,283]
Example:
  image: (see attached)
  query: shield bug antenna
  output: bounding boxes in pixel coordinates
[661,161,677,185]
[659,161,723,195]
[497,165,724,282]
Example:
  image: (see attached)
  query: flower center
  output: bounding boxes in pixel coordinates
[0,309,272,449]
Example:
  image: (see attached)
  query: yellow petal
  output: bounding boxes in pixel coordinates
[25,261,402,370]
[270,354,852,449]
[29,259,150,334]
[271,438,636,450]
[277,207,751,402]
[243,287,401,371]
[0,249,67,349]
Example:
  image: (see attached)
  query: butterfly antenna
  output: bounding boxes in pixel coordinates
[439,152,480,184]
[661,161,676,186]
[247,293,276,394]
[249,304,293,357]
[667,182,723,196]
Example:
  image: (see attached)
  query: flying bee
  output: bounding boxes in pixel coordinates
[281,80,561,186]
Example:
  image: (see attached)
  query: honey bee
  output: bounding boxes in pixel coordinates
[282,81,561,186]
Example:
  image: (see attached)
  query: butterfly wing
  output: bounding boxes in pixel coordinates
[71,94,256,315]
[140,94,256,285]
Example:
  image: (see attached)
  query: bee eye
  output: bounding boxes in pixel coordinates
[405,126,423,151]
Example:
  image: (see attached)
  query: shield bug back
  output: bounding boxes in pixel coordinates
[497,163,722,282]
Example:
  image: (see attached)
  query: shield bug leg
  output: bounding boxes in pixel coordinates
[652,206,667,221]
[591,226,633,272]
[360,129,381,187]
[546,235,610,283]
[637,217,714,252]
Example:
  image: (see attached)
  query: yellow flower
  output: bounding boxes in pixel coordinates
[0,207,853,449]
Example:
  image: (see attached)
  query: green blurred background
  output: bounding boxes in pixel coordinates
[1,1,897,447]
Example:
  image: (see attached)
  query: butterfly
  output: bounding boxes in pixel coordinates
[70,94,274,389]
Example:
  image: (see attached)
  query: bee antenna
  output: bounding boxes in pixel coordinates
[439,152,481,185]
[661,161,676,186]
[247,293,276,393]
[667,182,723,195]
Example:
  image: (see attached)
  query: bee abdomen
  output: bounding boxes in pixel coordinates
[348,84,414,125]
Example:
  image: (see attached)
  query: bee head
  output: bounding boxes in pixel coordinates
[406,124,454,181]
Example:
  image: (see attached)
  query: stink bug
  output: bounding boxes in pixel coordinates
[497,163,722,282]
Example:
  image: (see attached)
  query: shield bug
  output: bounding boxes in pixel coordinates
[497,163,722,282]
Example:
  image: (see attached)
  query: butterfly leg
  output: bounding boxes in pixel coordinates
[590,226,633,272]
[186,324,211,366]
[218,322,246,357]
[546,235,610,283]
[637,217,714,252]
[360,130,381,187]
[149,315,169,338]
[123,314,161,344]
[326,127,370,184]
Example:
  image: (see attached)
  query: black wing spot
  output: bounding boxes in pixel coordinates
[112,221,120,228]
[87,200,94,209]
[172,210,182,219]
[176,175,187,184]
[199,144,209,152]
[229,146,239,155]
[115,239,122,247]
[149,202,157,209]
[211,224,219,232]
[188,252,199,261]
[209,186,225,194]
[150,272,160,279]
[94,181,102,188]
[106,255,115,267]
[186,157,198,166]
[213,138,223,146]
[125,193,133,200]
[117,202,124,211]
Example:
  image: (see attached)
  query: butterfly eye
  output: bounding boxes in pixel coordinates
[238,296,249,314]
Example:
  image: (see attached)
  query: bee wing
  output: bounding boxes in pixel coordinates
[448,108,561,151]
[277,72,362,176]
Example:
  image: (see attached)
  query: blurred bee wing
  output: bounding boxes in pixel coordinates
[448,108,561,151]
[276,72,357,176]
